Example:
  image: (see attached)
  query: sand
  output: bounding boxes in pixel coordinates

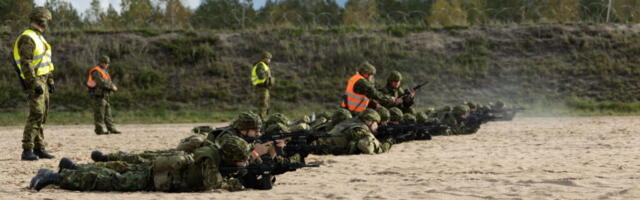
[1,117,640,200]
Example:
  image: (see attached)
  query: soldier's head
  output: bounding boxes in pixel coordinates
[331,108,352,125]
[389,107,403,125]
[359,109,381,133]
[466,101,477,112]
[358,61,376,80]
[416,112,429,123]
[232,112,262,138]
[387,71,402,88]
[424,107,435,116]
[30,7,52,32]
[265,113,289,127]
[376,106,390,125]
[220,136,251,167]
[264,122,290,136]
[453,105,470,119]
[99,55,110,68]
[262,51,272,64]
[494,101,505,109]
[403,113,417,124]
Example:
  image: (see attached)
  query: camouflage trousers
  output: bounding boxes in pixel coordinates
[254,87,269,120]
[93,95,116,134]
[313,134,391,155]
[22,79,49,150]
[59,161,153,191]
[105,149,181,164]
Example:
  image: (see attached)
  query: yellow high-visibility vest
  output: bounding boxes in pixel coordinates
[13,29,55,79]
[251,61,270,86]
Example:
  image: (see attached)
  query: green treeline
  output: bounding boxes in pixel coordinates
[2,0,640,31]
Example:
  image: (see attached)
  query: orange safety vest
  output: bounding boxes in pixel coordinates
[341,73,370,112]
[86,66,110,88]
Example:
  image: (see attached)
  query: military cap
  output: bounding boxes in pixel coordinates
[232,112,262,130]
[466,102,477,110]
[452,105,470,116]
[387,70,402,82]
[359,109,381,123]
[30,7,52,22]
[359,61,376,75]
[376,107,390,122]
[424,107,435,115]
[389,107,404,122]
[331,108,352,123]
[403,113,417,124]
[263,51,273,59]
[99,55,110,64]
[220,136,251,162]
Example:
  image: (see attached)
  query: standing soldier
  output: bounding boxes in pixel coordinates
[13,7,55,161]
[86,56,121,135]
[379,70,416,114]
[251,52,274,120]
[341,62,402,114]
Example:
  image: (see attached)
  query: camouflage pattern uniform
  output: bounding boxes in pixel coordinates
[379,71,415,114]
[313,108,352,132]
[90,56,120,134]
[313,109,391,155]
[440,105,472,135]
[16,8,55,160]
[351,63,395,111]
[388,107,404,124]
[252,52,273,120]
[41,138,251,192]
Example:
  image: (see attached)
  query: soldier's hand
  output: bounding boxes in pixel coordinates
[408,89,416,98]
[253,142,271,156]
[274,139,286,148]
[393,97,404,105]
[34,85,44,96]
[112,85,118,92]
[48,83,55,94]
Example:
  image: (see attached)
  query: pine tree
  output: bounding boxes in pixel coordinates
[343,0,378,26]
[427,0,467,27]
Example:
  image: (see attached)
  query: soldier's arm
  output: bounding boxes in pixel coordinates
[346,127,370,140]
[17,36,36,86]
[201,158,244,191]
[353,79,394,105]
[254,64,269,87]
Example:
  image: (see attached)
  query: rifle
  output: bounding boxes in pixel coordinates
[399,81,429,104]
[252,129,334,144]
[376,122,446,143]
[11,57,27,91]
[220,157,320,190]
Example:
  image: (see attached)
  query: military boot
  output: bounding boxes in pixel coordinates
[34,149,55,159]
[95,129,108,135]
[21,149,39,161]
[108,128,122,134]
[29,168,62,191]
[58,157,79,172]
[91,150,109,162]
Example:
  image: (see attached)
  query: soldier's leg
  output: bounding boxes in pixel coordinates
[98,150,178,164]
[93,97,107,134]
[264,88,270,118]
[104,97,119,133]
[255,87,269,120]
[34,90,49,151]
[59,164,152,191]
[22,85,47,160]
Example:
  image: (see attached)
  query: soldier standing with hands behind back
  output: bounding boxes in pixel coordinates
[13,7,56,161]
[86,56,121,135]
[251,51,274,120]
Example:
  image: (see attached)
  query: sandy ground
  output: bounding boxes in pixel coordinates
[1,117,640,200]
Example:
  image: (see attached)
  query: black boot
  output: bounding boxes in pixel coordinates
[29,168,62,191]
[108,129,122,134]
[34,149,55,159]
[91,150,109,162]
[21,149,39,161]
[58,157,79,172]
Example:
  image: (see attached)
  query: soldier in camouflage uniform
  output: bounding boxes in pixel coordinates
[87,55,121,135]
[402,113,417,124]
[313,109,392,155]
[312,108,353,132]
[379,71,416,114]
[376,106,390,126]
[14,7,56,161]
[251,52,274,120]
[210,112,272,161]
[341,62,402,114]
[440,105,472,135]
[29,137,252,192]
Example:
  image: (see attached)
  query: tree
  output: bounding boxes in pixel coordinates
[121,0,157,27]
[0,0,34,31]
[45,0,83,29]
[162,0,192,28]
[611,0,640,23]
[343,0,378,26]
[191,0,253,29]
[538,0,580,23]
[427,0,467,27]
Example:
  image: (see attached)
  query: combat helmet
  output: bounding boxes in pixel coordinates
[389,107,404,122]
[220,136,251,162]
[30,7,52,23]
[359,109,381,123]
[232,112,262,130]
[387,70,402,82]
[359,61,376,75]
[452,105,470,116]
[376,107,390,122]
